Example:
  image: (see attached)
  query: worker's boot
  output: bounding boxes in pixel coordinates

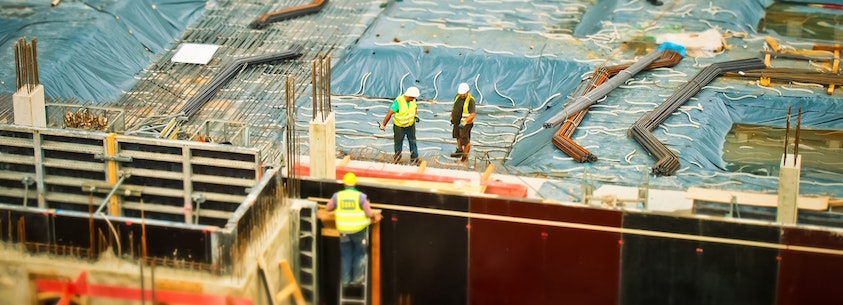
[450,149,463,158]
[647,0,663,5]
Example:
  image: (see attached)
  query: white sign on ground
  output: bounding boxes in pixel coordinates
[171,43,220,65]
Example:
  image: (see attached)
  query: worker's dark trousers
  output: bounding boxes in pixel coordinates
[339,228,368,285]
[393,124,419,160]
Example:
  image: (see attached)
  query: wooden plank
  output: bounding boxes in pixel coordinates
[766,36,781,52]
[190,156,255,170]
[120,150,182,163]
[123,167,183,180]
[202,192,247,204]
[317,209,338,237]
[0,170,31,181]
[42,158,102,172]
[0,135,34,148]
[357,177,485,195]
[40,140,101,154]
[372,219,380,305]
[155,279,203,293]
[192,174,255,187]
[0,154,35,166]
[686,187,829,211]
[44,176,103,187]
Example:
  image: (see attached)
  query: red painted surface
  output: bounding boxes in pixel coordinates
[776,227,843,305]
[468,197,622,305]
[295,163,528,197]
[36,271,252,305]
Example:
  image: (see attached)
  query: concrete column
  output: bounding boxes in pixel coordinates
[786,20,801,38]
[776,153,801,225]
[13,84,46,127]
[828,139,841,149]
[308,111,336,180]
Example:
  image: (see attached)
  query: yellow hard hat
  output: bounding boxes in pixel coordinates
[343,172,357,186]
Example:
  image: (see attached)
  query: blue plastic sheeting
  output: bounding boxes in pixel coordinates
[0,0,205,102]
[330,0,595,164]
[330,0,843,200]
[577,0,773,36]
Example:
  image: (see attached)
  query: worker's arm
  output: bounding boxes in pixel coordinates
[466,98,476,124]
[326,193,338,211]
[381,109,393,128]
[360,194,382,222]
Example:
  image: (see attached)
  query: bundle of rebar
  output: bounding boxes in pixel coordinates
[630,57,766,176]
[14,37,39,93]
[250,0,328,29]
[724,67,843,86]
[544,49,670,129]
[178,47,303,119]
[551,50,682,162]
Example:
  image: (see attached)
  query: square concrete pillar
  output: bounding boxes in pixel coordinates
[786,20,801,38]
[776,153,801,225]
[13,84,46,127]
[309,111,336,180]
[828,139,841,149]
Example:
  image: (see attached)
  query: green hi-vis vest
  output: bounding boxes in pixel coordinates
[335,188,369,233]
[454,94,474,125]
[393,95,417,127]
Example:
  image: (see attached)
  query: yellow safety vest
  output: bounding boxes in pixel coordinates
[335,188,369,233]
[393,95,417,127]
[454,94,474,125]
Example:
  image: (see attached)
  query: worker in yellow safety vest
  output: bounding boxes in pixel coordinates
[380,86,420,164]
[326,172,382,287]
[450,83,476,162]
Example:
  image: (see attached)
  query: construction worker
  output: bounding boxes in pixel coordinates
[450,83,476,162]
[326,172,382,287]
[380,86,420,164]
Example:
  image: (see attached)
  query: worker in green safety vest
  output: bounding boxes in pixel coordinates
[326,172,382,287]
[380,86,420,164]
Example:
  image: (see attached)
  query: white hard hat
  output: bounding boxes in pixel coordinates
[405,86,420,98]
[457,83,469,94]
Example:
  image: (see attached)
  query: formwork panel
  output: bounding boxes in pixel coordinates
[377,194,469,305]
[620,213,779,305]
[302,178,470,305]
[469,198,621,305]
[777,227,843,305]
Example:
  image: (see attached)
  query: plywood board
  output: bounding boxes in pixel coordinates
[686,187,829,211]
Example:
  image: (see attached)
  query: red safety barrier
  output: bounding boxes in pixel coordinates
[295,163,528,198]
[36,271,252,305]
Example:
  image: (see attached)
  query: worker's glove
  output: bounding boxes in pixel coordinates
[415,117,420,123]
[379,123,385,131]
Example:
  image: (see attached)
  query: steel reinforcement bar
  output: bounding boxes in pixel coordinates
[179,48,303,119]
[249,0,329,29]
[630,57,766,176]
[551,50,682,162]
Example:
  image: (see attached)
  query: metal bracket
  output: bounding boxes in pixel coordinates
[81,181,143,197]
[94,153,133,163]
